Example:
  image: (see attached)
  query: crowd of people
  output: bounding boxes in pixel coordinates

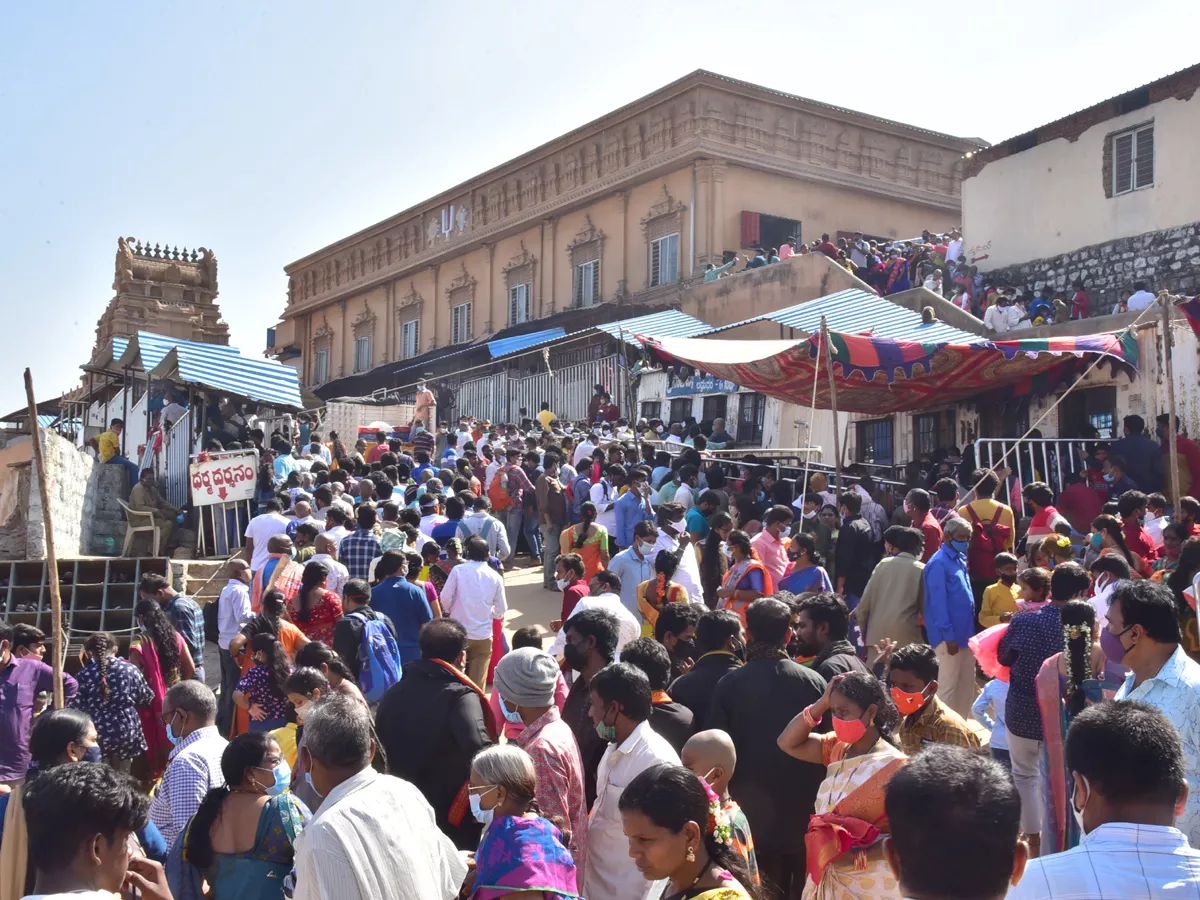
[702,227,1162,335]
[7,397,1200,899]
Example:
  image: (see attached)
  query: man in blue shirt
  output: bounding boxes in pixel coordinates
[370,551,432,664]
[921,517,977,719]
[614,468,655,549]
[430,496,467,548]
[607,521,658,619]
[685,491,719,542]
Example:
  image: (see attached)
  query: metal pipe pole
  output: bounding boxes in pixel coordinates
[24,369,64,709]
[820,318,843,495]
[1163,293,1183,506]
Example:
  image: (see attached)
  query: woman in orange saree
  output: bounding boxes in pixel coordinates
[778,672,906,900]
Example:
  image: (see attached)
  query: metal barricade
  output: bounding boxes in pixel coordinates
[974,437,1091,513]
[165,415,192,508]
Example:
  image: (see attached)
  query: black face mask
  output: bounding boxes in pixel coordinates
[563,641,587,673]
[673,639,697,662]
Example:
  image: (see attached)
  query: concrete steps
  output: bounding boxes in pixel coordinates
[176,559,228,605]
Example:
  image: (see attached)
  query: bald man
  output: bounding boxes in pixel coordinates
[310,532,350,597]
[682,730,759,885]
[216,559,253,735]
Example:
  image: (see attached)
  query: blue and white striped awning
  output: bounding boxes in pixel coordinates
[114,332,302,409]
[595,309,715,344]
[487,328,568,359]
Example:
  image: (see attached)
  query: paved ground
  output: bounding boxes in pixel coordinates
[499,561,560,644]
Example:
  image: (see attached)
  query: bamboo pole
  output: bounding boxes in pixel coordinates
[1162,291,1183,507]
[821,318,843,495]
[24,369,64,709]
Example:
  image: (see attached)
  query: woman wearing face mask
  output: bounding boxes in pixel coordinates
[71,631,154,773]
[777,532,833,596]
[1034,600,1127,856]
[233,634,294,733]
[700,512,734,609]
[1089,514,1145,578]
[559,501,610,585]
[1151,523,1189,582]
[0,709,170,895]
[638,550,689,635]
[463,745,579,899]
[130,599,195,776]
[777,671,905,899]
[166,732,310,900]
[717,531,773,626]
[618,764,761,900]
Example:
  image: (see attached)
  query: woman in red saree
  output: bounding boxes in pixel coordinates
[129,600,196,777]
[778,672,906,900]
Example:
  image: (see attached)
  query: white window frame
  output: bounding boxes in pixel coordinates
[400,319,420,360]
[508,283,531,326]
[313,348,329,384]
[574,259,599,307]
[451,302,472,345]
[650,232,680,287]
[353,335,371,373]
[1113,124,1154,195]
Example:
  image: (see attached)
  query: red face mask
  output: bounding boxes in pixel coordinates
[831,715,868,745]
[891,686,927,717]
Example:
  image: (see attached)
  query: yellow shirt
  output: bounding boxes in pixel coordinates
[537,409,555,431]
[956,499,1016,551]
[271,722,299,768]
[979,581,1020,629]
[97,429,121,462]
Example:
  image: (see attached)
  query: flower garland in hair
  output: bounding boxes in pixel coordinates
[1062,622,1093,699]
[1052,534,1072,550]
[656,572,668,607]
[700,776,734,846]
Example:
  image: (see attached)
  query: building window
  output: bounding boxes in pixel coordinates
[353,335,372,373]
[856,419,894,466]
[314,348,329,384]
[701,394,728,425]
[650,233,680,287]
[1113,124,1154,195]
[509,283,531,326]
[451,302,472,345]
[400,319,420,360]
[913,411,955,461]
[574,260,599,307]
[669,398,692,425]
[737,393,766,445]
[640,401,662,421]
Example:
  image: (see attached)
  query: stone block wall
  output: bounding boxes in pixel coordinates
[983,221,1200,314]
[27,430,100,558]
[88,465,130,556]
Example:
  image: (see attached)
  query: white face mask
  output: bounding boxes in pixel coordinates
[555,577,570,590]
[1071,774,1091,835]
[638,540,656,556]
[666,519,685,535]
[803,510,816,520]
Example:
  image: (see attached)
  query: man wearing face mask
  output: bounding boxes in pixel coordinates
[584,662,680,900]
[548,571,640,659]
[560,609,621,808]
[148,680,227,847]
[1009,701,1200,898]
[654,601,701,683]
[607,520,658,619]
[1105,580,1200,847]
[888,642,980,756]
[652,502,704,602]
[792,491,834,561]
[920,517,977,718]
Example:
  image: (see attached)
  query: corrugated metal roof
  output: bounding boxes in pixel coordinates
[148,344,302,409]
[487,328,568,359]
[594,309,715,343]
[710,288,982,343]
[113,332,239,371]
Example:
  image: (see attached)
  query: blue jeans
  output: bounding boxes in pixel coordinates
[523,511,543,560]
[504,507,524,566]
[107,455,140,489]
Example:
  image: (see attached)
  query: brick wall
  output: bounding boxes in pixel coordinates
[983,221,1200,314]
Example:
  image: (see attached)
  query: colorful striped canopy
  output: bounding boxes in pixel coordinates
[638,330,1138,415]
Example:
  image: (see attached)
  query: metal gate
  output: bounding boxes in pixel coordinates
[457,356,622,424]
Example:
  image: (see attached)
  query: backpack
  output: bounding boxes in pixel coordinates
[350,610,402,703]
[202,598,220,645]
[965,504,1013,581]
[567,473,592,525]
[488,467,513,513]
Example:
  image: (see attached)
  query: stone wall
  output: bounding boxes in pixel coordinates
[27,430,100,559]
[983,221,1200,315]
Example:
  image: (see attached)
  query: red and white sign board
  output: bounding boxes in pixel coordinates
[190,450,258,506]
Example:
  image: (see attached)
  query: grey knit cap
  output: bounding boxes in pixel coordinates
[493,647,559,707]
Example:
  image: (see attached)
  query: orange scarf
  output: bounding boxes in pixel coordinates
[804,755,904,884]
[651,690,672,704]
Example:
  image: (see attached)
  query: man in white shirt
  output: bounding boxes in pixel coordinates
[652,506,703,602]
[148,681,227,847]
[243,499,290,572]
[418,494,448,537]
[440,535,508,689]
[983,296,1021,335]
[1008,701,1200,898]
[160,389,188,430]
[944,228,964,267]
[215,560,252,736]
[584,662,681,900]
[674,465,699,511]
[309,533,350,597]
[458,495,512,560]
[849,232,870,269]
[573,434,597,468]
[293,695,467,900]
[549,570,641,658]
[322,507,353,548]
[590,466,622,537]
[1127,281,1158,311]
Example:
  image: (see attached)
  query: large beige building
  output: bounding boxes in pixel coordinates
[271,70,982,393]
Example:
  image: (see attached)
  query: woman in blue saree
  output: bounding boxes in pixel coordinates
[168,731,310,900]
[777,532,834,596]
[883,252,910,295]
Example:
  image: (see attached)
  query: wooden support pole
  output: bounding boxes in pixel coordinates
[1163,293,1183,506]
[821,318,843,495]
[24,368,64,709]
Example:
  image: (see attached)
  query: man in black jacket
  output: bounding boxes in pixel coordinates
[560,607,620,808]
[332,578,399,683]
[709,598,827,900]
[619,638,693,754]
[376,618,494,849]
[793,592,870,683]
[669,609,743,730]
[834,491,879,608]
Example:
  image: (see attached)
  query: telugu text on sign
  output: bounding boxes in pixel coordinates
[189,450,258,506]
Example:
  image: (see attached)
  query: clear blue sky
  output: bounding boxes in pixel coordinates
[2,0,1194,414]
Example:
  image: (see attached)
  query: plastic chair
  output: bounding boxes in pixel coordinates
[118,500,160,558]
